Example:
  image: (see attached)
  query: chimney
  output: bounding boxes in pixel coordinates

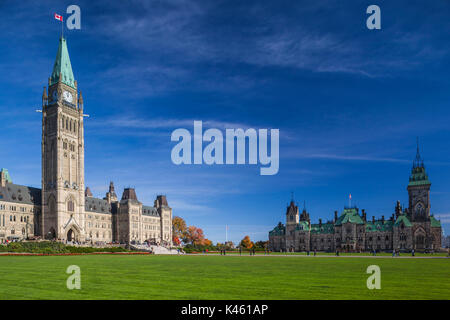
[362,209,366,221]
[391,214,395,222]
[334,210,338,222]
[0,171,5,187]
[372,216,375,223]
[319,218,322,226]
[382,215,385,223]
[0,169,12,187]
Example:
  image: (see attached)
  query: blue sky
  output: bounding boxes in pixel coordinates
[0,0,449,243]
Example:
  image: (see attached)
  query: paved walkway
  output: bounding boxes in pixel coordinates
[188,253,449,259]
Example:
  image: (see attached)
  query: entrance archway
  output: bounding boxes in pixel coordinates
[67,228,78,242]
[414,228,426,250]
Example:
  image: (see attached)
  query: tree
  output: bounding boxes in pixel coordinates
[172,236,181,246]
[240,235,253,249]
[172,216,187,240]
[254,241,268,249]
[201,238,212,246]
[184,226,205,245]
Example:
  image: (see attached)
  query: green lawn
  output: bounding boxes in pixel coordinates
[0,255,448,299]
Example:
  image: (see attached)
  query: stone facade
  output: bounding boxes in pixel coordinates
[269,146,443,253]
[0,37,172,246]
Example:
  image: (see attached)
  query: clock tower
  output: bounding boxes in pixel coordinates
[41,37,86,242]
[407,140,431,222]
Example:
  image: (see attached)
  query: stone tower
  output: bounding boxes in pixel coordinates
[407,140,431,222]
[41,37,86,242]
[285,196,299,251]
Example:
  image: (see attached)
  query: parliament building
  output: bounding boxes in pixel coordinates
[269,147,443,252]
[0,37,173,245]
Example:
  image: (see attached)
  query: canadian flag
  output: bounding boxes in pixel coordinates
[349,194,352,199]
[54,13,63,22]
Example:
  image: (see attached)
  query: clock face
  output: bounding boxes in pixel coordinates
[63,91,73,103]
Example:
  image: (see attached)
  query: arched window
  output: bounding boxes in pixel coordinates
[66,119,68,129]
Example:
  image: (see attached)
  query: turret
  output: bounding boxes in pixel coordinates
[85,187,93,197]
[395,200,402,218]
[285,197,299,225]
[105,181,118,203]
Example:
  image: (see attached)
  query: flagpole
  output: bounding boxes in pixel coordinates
[62,17,64,38]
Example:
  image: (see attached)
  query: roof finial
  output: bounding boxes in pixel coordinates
[291,191,294,203]
[303,200,306,211]
[416,137,420,158]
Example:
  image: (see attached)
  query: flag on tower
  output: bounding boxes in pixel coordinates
[349,194,352,200]
[54,13,63,22]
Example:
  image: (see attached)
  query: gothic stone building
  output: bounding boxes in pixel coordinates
[269,147,442,252]
[0,37,172,245]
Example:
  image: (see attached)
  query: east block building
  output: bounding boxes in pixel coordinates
[0,37,172,245]
[269,147,442,252]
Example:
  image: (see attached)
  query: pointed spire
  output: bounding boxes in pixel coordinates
[50,37,76,88]
[78,90,83,106]
[42,87,47,105]
[413,137,424,169]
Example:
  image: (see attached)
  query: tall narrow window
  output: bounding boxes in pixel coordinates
[67,200,74,212]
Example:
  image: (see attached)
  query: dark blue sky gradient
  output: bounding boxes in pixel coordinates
[0,0,449,243]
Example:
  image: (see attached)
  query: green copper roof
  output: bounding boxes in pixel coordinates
[430,215,441,228]
[295,221,310,231]
[50,37,76,88]
[394,214,412,227]
[335,207,364,225]
[310,223,334,234]
[366,220,393,232]
[269,222,285,236]
[408,166,431,186]
[408,141,431,187]
[0,168,12,183]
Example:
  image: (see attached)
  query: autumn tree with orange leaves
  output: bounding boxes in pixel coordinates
[240,235,254,249]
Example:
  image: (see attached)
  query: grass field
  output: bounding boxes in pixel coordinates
[0,255,448,300]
